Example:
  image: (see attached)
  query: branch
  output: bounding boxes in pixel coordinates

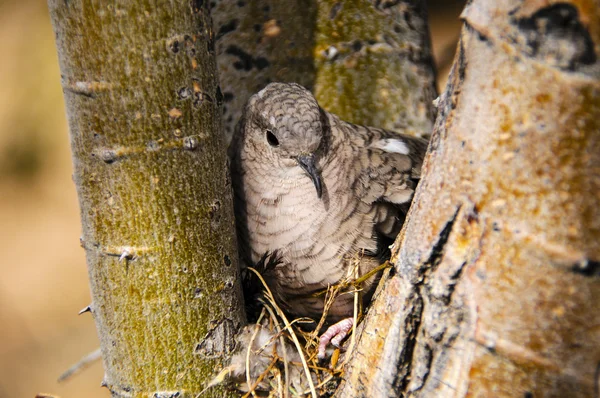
[48,1,245,395]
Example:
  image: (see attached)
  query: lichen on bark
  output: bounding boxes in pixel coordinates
[313,0,437,136]
[48,1,244,396]
[213,0,437,144]
[212,0,318,142]
[338,0,600,396]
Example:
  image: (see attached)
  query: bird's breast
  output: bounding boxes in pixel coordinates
[239,153,382,289]
[245,175,327,255]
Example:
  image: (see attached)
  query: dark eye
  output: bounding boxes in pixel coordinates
[266,130,279,147]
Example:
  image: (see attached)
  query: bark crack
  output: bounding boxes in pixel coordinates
[392,291,423,393]
[392,208,460,394]
[91,135,205,164]
[421,207,460,275]
[571,259,600,277]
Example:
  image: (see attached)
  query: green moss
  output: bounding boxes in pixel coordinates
[315,0,386,44]
[48,1,244,395]
[313,0,436,134]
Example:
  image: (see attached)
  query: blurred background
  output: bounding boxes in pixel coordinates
[0,0,463,396]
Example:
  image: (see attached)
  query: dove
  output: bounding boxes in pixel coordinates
[229,82,428,358]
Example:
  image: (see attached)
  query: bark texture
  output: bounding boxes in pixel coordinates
[48,1,244,396]
[213,0,436,143]
[313,0,437,136]
[337,0,600,396]
[212,0,318,142]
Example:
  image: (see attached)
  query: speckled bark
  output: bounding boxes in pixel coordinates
[314,0,437,136]
[212,0,318,142]
[337,0,600,396]
[48,1,244,396]
[213,0,436,143]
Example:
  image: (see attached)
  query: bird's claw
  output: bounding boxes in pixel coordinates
[317,317,354,359]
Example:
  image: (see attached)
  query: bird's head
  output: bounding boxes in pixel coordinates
[241,82,324,198]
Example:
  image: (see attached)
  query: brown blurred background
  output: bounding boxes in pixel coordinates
[0,1,463,396]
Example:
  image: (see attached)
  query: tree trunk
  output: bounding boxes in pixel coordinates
[48,1,244,396]
[213,0,436,143]
[212,0,318,143]
[313,0,437,136]
[337,0,600,396]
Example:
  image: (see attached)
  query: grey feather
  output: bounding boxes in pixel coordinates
[230,82,428,324]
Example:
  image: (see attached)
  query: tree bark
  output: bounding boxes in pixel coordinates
[313,0,437,136]
[48,1,244,396]
[213,0,436,143]
[337,0,600,396]
[212,0,318,143]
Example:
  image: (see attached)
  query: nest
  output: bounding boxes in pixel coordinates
[204,255,391,397]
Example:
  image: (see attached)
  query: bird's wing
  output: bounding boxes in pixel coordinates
[342,124,428,242]
[351,126,428,205]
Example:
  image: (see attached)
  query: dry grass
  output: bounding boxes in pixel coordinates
[208,253,392,397]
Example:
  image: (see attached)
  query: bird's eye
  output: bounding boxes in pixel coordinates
[266,130,279,147]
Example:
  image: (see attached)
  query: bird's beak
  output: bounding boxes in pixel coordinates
[296,154,322,199]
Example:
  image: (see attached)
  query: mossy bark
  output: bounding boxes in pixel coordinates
[48,1,244,396]
[212,0,318,142]
[313,0,437,136]
[213,0,436,143]
[337,0,600,396]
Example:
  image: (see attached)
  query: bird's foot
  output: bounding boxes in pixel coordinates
[317,317,354,359]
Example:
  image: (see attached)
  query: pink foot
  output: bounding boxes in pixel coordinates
[318,318,354,359]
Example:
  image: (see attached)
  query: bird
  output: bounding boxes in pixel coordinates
[229,82,428,358]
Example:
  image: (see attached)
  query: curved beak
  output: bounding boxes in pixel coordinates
[296,154,322,199]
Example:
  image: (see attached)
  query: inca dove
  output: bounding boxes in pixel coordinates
[229,82,427,356]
